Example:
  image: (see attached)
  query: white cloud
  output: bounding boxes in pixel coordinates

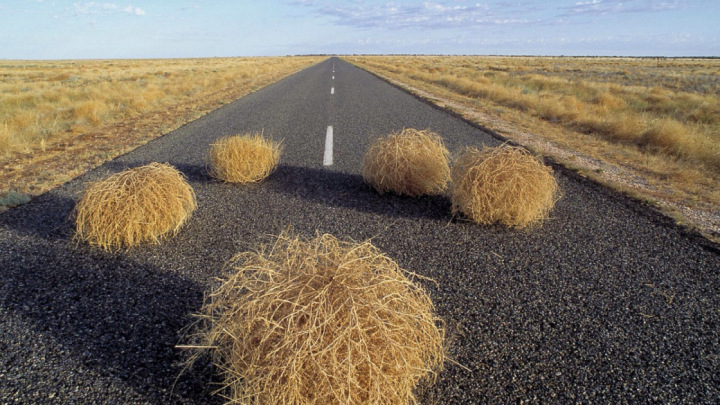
[561,0,686,16]
[72,2,145,17]
[123,5,145,16]
[301,1,529,30]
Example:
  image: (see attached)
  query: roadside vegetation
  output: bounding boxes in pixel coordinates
[0,56,323,196]
[348,56,720,239]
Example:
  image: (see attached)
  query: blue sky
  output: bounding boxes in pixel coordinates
[0,0,718,59]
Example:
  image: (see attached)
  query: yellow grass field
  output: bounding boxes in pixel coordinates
[0,56,323,196]
[347,56,720,240]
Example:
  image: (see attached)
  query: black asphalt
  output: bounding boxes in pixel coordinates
[1,57,718,404]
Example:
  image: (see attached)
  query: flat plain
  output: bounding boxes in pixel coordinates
[348,55,720,242]
[0,56,323,200]
[1,58,718,403]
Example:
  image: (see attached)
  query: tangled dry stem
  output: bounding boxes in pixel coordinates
[451,145,560,228]
[192,232,446,404]
[74,162,196,251]
[208,133,281,183]
[362,128,450,197]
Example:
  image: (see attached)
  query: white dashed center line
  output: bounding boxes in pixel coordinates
[331,87,335,95]
[323,126,334,166]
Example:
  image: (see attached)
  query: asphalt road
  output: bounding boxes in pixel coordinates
[1,57,719,404]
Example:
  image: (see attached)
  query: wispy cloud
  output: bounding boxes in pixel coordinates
[123,5,145,16]
[291,1,535,30]
[561,0,686,16]
[287,0,317,5]
[72,2,146,17]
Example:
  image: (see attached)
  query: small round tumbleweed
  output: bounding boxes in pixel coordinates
[188,232,446,404]
[451,145,559,228]
[74,162,196,251]
[362,128,450,197]
[208,132,281,183]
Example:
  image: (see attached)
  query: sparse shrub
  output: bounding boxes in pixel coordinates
[641,118,688,153]
[208,132,281,183]
[537,95,585,122]
[645,92,671,106]
[0,190,31,211]
[522,74,567,92]
[451,145,559,228]
[72,100,106,126]
[598,113,647,142]
[10,111,36,133]
[593,92,627,110]
[74,162,196,251]
[0,122,11,154]
[687,97,720,125]
[362,128,450,197]
[191,232,446,404]
[649,86,669,96]
[638,118,720,168]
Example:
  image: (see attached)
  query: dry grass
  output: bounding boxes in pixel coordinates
[348,56,720,170]
[0,56,322,197]
[74,162,196,251]
[348,55,720,240]
[0,57,320,156]
[451,145,560,228]
[208,133,281,183]
[0,123,10,152]
[362,128,450,197]
[188,232,446,404]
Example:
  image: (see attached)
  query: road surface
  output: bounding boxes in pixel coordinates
[1,57,718,403]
